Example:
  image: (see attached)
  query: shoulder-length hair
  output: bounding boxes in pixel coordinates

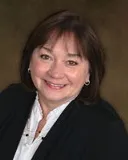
[20,10,106,104]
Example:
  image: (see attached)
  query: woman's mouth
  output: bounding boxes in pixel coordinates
[45,80,66,90]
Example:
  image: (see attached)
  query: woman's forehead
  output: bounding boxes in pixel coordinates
[43,33,82,55]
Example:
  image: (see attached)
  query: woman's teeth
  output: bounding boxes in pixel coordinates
[46,81,65,88]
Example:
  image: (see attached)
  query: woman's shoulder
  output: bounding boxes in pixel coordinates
[75,99,128,157]
[0,83,35,99]
[75,98,128,137]
[0,83,35,111]
[92,99,120,121]
[0,83,36,125]
[1,83,30,94]
[76,98,123,124]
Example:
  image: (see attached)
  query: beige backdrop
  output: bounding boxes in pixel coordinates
[0,0,128,129]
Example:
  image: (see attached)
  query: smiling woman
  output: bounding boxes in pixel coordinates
[0,10,128,160]
[29,34,90,111]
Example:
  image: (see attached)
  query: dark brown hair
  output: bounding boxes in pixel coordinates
[20,10,106,104]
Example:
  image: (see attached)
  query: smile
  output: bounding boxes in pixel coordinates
[45,80,66,89]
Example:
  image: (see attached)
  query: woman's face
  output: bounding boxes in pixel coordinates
[29,35,90,106]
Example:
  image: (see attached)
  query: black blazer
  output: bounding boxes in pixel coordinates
[0,84,128,160]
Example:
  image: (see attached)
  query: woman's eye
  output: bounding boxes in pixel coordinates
[67,60,78,66]
[40,54,51,60]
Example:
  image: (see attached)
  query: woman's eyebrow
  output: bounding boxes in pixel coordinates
[41,47,81,57]
[67,53,81,57]
[42,46,52,53]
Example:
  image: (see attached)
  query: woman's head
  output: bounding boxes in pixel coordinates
[20,10,105,104]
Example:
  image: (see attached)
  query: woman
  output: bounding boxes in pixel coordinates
[0,10,128,160]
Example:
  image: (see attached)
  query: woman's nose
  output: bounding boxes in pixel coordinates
[48,62,64,79]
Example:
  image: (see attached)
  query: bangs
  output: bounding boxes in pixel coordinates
[39,28,87,59]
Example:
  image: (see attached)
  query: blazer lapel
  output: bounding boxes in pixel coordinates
[32,100,79,160]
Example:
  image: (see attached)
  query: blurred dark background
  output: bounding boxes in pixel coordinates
[0,0,128,129]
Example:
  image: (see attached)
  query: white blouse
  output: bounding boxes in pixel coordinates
[13,95,73,160]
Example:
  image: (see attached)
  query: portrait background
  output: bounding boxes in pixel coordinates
[0,0,128,129]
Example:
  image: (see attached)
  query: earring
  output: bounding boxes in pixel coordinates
[28,68,31,73]
[85,80,90,86]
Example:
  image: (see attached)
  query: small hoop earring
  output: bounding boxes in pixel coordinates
[85,80,90,86]
[28,68,30,73]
